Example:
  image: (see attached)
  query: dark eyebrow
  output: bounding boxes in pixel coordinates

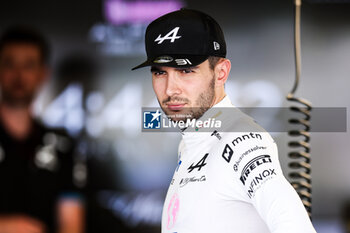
[175,66,199,71]
[150,65,199,73]
[150,66,162,72]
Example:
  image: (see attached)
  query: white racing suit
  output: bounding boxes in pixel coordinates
[161,96,316,233]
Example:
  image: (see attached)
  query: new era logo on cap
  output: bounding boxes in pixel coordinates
[132,9,226,70]
[213,41,220,50]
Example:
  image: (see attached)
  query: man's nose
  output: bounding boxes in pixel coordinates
[165,73,182,97]
[16,68,26,81]
[10,64,25,77]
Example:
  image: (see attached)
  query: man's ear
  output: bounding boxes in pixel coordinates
[214,58,231,87]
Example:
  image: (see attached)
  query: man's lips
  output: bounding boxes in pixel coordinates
[166,103,186,111]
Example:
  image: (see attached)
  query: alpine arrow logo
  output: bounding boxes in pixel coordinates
[155,27,181,44]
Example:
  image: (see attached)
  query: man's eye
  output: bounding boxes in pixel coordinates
[180,69,193,74]
[153,71,166,76]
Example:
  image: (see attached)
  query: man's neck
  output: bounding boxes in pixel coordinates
[211,91,227,108]
[0,103,33,140]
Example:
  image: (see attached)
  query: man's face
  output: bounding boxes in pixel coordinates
[0,43,47,107]
[151,59,215,122]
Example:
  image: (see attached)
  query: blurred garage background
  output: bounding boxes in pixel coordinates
[0,0,349,232]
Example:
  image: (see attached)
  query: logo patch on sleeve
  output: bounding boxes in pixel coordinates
[240,155,272,185]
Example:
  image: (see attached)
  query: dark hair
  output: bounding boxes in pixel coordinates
[0,26,50,64]
[208,56,223,70]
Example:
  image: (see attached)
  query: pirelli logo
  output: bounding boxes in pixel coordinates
[240,155,272,185]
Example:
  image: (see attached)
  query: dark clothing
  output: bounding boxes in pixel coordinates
[0,120,79,233]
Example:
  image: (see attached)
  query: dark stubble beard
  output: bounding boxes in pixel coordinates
[188,76,215,120]
[160,76,215,122]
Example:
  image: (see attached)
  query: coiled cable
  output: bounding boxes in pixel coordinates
[287,0,313,218]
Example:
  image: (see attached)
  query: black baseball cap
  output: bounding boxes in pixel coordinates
[132,8,226,70]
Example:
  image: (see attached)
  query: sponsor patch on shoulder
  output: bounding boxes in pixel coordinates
[246,169,276,198]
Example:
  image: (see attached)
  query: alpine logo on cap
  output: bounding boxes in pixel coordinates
[154,27,181,44]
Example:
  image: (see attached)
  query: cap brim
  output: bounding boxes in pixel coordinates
[131,55,209,70]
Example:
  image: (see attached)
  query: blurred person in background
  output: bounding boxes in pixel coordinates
[342,201,350,233]
[133,9,316,233]
[0,26,84,233]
